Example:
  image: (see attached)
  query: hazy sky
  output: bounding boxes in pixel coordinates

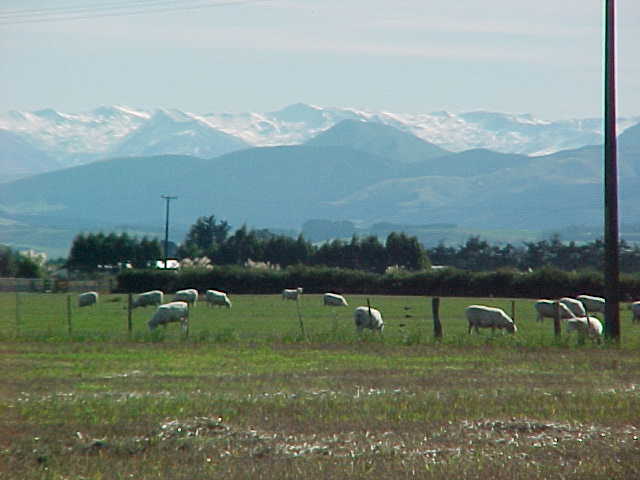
[1,0,638,119]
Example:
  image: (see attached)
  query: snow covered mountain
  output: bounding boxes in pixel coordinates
[1,103,639,175]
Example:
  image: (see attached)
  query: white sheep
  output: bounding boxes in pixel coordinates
[534,299,575,322]
[630,301,640,323]
[148,301,189,332]
[132,290,164,309]
[173,288,198,306]
[78,291,98,307]
[465,305,517,334]
[577,294,605,314]
[282,287,303,301]
[566,316,603,339]
[323,293,349,307]
[559,297,587,317]
[354,306,384,332]
[205,289,232,308]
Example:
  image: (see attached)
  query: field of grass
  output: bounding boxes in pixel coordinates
[1,293,639,478]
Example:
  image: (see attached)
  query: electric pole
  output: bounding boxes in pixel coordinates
[604,0,620,341]
[161,195,178,269]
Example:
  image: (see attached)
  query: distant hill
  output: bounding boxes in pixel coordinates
[2,121,640,255]
[305,119,449,163]
[0,130,60,182]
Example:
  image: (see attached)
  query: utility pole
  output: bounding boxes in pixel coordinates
[161,195,178,269]
[604,0,620,341]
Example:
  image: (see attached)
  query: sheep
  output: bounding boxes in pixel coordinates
[465,305,517,334]
[559,297,587,317]
[132,290,164,309]
[566,316,603,339]
[323,293,349,307]
[354,306,384,332]
[630,301,640,323]
[148,301,189,332]
[282,287,303,301]
[173,288,198,306]
[78,291,98,307]
[205,289,232,308]
[534,299,575,322]
[577,294,605,314]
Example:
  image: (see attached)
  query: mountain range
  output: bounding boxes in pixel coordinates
[1,114,640,257]
[3,103,640,181]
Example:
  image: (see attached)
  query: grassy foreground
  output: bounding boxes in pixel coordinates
[1,294,639,478]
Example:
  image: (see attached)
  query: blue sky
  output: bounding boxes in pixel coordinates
[1,0,638,119]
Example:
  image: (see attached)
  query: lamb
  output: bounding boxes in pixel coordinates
[534,299,575,322]
[354,306,384,332]
[630,301,640,323]
[559,297,587,317]
[323,293,349,307]
[205,289,232,308]
[148,301,189,332]
[173,289,198,306]
[78,291,98,307]
[577,294,605,314]
[132,290,164,309]
[282,287,303,301]
[465,305,517,334]
[566,316,603,339]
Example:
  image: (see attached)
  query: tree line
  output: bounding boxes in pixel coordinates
[67,232,162,272]
[429,235,640,273]
[0,245,42,277]
[178,215,430,273]
[64,215,640,275]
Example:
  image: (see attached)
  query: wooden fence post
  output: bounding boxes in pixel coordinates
[432,297,443,339]
[67,295,72,336]
[127,293,133,336]
[296,296,306,340]
[553,300,562,338]
[15,290,21,336]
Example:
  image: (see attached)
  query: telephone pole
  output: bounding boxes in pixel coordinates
[603,0,620,341]
[161,195,178,269]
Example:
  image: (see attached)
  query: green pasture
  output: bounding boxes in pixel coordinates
[1,293,640,478]
[2,292,640,348]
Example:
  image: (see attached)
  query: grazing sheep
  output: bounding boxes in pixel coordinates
[534,299,575,322]
[323,293,349,307]
[282,287,303,301]
[173,289,198,306]
[132,290,164,309]
[78,291,98,307]
[566,316,603,339]
[465,305,517,334]
[630,301,640,323]
[148,301,189,332]
[205,289,232,308]
[559,297,587,317]
[354,306,384,332]
[577,294,605,314]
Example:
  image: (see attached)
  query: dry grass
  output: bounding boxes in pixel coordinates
[1,337,639,479]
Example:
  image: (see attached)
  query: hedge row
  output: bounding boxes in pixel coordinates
[117,266,640,300]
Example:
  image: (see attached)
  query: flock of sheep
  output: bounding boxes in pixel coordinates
[76,289,640,339]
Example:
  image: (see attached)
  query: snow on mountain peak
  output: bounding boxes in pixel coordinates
[1,103,638,168]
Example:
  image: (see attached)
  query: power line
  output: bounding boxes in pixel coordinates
[0,0,267,26]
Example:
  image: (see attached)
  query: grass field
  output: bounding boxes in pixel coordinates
[1,293,639,478]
